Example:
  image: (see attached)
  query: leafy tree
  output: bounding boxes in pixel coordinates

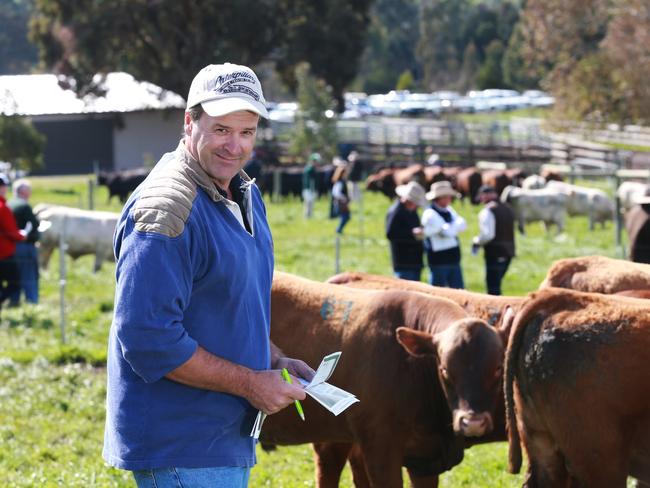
[0,0,38,74]
[289,63,338,161]
[29,0,373,112]
[354,0,420,93]
[417,0,468,90]
[475,40,505,89]
[276,0,373,111]
[502,23,544,90]
[395,70,414,91]
[417,0,520,90]
[29,0,288,98]
[515,0,650,123]
[0,116,45,171]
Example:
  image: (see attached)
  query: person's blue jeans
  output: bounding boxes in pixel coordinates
[394,269,422,281]
[9,242,39,305]
[336,212,351,234]
[133,466,251,488]
[428,264,464,289]
[485,256,512,295]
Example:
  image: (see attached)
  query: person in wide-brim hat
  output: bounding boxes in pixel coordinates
[395,181,427,208]
[426,180,461,201]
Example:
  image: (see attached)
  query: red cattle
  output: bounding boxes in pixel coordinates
[539,255,650,293]
[481,169,512,197]
[455,167,483,204]
[366,165,425,198]
[505,288,650,487]
[262,272,509,487]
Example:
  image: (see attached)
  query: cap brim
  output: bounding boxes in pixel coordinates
[201,97,269,119]
[636,197,650,205]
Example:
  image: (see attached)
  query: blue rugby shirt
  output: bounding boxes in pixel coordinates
[103,144,274,470]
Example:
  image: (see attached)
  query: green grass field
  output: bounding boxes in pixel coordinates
[0,175,631,486]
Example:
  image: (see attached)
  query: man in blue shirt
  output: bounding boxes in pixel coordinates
[103,63,314,488]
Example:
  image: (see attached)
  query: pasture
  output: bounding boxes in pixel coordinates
[0,174,629,486]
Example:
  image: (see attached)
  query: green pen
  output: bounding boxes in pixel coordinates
[281,368,305,421]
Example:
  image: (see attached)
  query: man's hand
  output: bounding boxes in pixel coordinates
[244,369,307,415]
[273,356,316,383]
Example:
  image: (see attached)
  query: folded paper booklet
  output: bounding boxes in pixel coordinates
[250,351,359,439]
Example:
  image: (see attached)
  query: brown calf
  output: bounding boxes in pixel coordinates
[262,272,508,487]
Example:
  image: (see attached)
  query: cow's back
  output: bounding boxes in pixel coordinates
[505,288,650,483]
[540,255,650,293]
[326,271,523,328]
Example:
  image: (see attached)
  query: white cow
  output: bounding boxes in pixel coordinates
[617,181,649,212]
[34,204,119,272]
[500,185,568,235]
[521,175,546,190]
[545,180,614,230]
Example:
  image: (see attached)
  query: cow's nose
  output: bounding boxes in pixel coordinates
[456,411,492,437]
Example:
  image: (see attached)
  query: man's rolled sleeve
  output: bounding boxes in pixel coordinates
[113,226,199,383]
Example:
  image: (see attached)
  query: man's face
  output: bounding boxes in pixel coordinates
[184,110,259,191]
[0,185,7,198]
[435,195,453,207]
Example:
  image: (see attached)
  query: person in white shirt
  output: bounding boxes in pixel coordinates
[420,181,466,288]
[471,185,516,295]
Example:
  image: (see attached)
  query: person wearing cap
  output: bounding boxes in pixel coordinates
[385,181,427,281]
[103,63,314,487]
[625,186,650,263]
[472,185,516,295]
[8,178,40,306]
[330,157,351,234]
[421,180,467,288]
[0,174,28,309]
[302,152,320,218]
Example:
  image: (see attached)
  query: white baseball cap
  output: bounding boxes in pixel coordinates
[186,63,269,118]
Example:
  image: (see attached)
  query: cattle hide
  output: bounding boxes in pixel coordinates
[505,288,650,487]
[539,255,650,293]
[34,204,119,272]
[262,272,508,488]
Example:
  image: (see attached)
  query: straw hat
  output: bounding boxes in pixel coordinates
[426,180,460,200]
[395,181,427,207]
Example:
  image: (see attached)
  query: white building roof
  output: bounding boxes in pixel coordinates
[0,72,186,116]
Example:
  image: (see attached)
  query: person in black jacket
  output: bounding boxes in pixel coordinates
[385,181,427,281]
[471,185,516,295]
[8,178,39,305]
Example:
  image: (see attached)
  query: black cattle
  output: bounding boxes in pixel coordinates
[98,168,150,203]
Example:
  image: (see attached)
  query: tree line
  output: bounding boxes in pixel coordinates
[1,0,649,125]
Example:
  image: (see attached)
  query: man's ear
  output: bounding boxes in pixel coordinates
[396,327,436,357]
[184,112,193,136]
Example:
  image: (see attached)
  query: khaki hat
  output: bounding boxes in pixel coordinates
[186,63,269,118]
[426,180,460,201]
[395,181,427,207]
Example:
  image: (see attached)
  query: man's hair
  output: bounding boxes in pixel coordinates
[12,178,31,196]
[187,105,204,122]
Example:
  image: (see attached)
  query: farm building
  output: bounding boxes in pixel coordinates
[0,72,185,174]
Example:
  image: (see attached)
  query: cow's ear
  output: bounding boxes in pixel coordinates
[497,306,515,345]
[396,327,436,357]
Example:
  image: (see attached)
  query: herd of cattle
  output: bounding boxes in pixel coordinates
[95,161,650,237]
[365,163,650,234]
[33,167,650,486]
[263,257,650,488]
